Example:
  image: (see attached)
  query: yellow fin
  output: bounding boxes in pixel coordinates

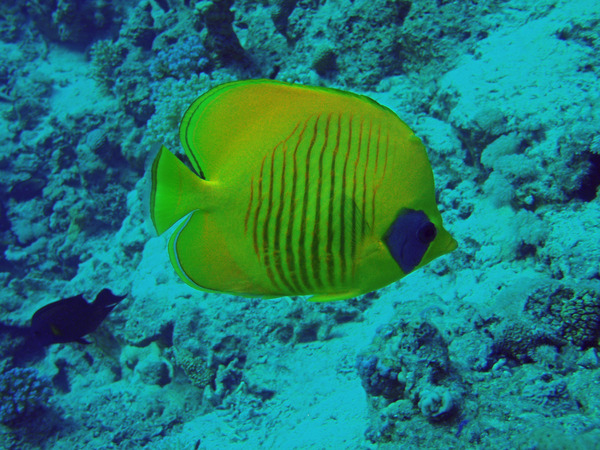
[167,209,250,294]
[150,146,211,235]
[179,79,396,180]
[308,290,363,302]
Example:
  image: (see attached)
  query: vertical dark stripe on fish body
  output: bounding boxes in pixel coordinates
[285,119,310,293]
[271,123,302,293]
[245,178,254,234]
[253,156,267,258]
[374,123,381,176]
[351,119,364,262]
[362,122,373,239]
[249,110,393,295]
[372,124,382,229]
[339,114,352,283]
[298,115,320,291]
[262,148,280,289]
[271,140,294,292]
[372,127,391,229]
[310,114,331,289]
[382,129,390,181]
[325,114,340,286]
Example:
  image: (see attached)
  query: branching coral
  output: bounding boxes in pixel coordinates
[90,40,128,89]
[149,35,209,80]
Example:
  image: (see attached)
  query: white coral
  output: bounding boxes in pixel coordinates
[418,387,454,419]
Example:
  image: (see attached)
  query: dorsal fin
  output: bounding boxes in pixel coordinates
[178,79,397,180]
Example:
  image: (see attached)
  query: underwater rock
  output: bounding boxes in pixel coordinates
[121,343,173,386]
[0,366,53,426]
[268,299,360,345]
[480,133,522,169]
[283,303,336,343]
[271,0,298,37]
[0,200,9,232]
[5,71,51,134]
[195,0,247,66]
[356,354,405,400]
[357,319,463,424]
[26,0,118,46]
[0,2,26,42]
[417,386,456,421]
[120,1,157,50]
[311,46,337,77]
[171,305,248,405]
[435,8,600,208]
[287,0,410,86]
[541,203,600,280]
[357,318,467,445]
[9,176,46,202]
[576,348,600,369]
[9,199,49,246]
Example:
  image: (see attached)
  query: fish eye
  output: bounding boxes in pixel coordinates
[417,222,437,244]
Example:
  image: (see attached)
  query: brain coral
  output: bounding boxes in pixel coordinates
[525,282,600,349]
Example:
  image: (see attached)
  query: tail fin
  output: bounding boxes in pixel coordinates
[150,146,208,235]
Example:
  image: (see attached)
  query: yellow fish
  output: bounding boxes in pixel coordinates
[150,79,456,301]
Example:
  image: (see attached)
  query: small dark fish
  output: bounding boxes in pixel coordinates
[31,289,126,345]
[455,418,469,438]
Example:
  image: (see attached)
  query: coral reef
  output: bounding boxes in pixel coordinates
[6,73,52,131]
[357,318,464,443]
[284,0,411,86]
[149,35,209,80]
[525,281,600,349]
[433,4,600,209]
[0,367,53,426]
[26,0,118,46]
[1,0,600,447]
[119,0,157,50]
[491,320,566,364]
[121,343,173,387]
[194,0,247,66]
[174,348,215,390]
[170,306,247,405]
[89,40,128,89]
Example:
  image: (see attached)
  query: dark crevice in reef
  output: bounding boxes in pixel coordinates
[575,153,600,202]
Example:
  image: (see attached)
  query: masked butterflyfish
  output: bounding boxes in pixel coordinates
[150,79,457,301]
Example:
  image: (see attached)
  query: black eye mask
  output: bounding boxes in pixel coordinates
[384,209,437,274]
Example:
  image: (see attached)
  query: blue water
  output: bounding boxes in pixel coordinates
[1,0,599,448]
